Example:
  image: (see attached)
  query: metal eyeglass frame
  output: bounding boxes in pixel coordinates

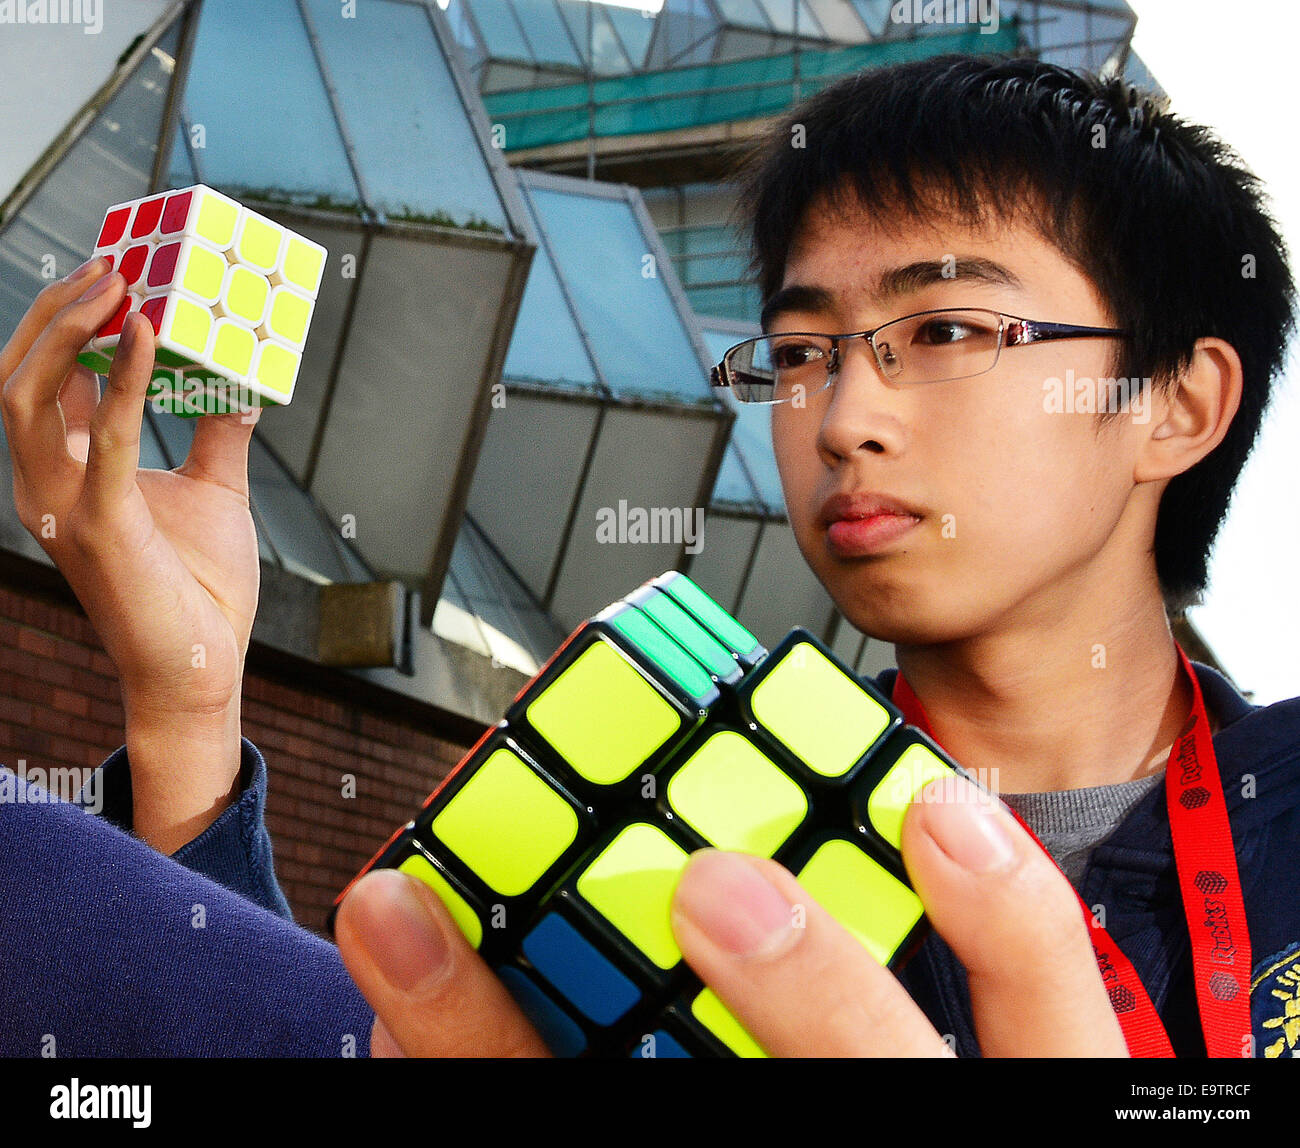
[709,307,1131,403]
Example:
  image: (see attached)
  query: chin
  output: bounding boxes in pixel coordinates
[815,561,993,648]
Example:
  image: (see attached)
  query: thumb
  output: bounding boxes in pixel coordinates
[900,775,1129,1057]
[179,397,261,500]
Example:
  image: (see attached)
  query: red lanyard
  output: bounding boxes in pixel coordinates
[891,644,1252,1058]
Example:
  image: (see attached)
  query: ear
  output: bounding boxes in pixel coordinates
[1134,337,1243,484]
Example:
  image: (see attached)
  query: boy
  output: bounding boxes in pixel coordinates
[3,55,1297,1058]
[334,54,1300,1058]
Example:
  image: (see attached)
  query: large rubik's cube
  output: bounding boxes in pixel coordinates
[76,184,326,417]
[333,571,969,1057]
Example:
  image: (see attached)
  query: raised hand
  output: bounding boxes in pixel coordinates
[0,257,264,851]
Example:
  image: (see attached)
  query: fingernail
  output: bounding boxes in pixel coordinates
[77,271,119,301]
[119,311,137,353]
[920,778,1017,873]
[64,256,102,283]
[355,870,453,993]
[674,851,799,960]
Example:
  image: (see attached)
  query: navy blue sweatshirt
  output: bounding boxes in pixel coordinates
[0,736,374,1057]
[1,661,1294,1057]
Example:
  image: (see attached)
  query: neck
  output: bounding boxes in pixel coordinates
[894,580,1199,795]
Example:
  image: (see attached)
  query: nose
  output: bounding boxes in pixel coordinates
[812,336,908,462]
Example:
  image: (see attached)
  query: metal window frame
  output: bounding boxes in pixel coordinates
[0,0,189,230]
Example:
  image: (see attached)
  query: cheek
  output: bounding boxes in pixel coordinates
[927,392,1112,558]
[771,407,818,501]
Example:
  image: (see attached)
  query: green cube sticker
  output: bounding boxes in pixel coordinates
[576,823,690,969]
[750,641,891,777]
[77,349,114,374]
[659,572,759,657]
[636,591,737,680]
[431,747,578,896]
[691,989,766,1057]
[796,839,923,966]
[527,638,682,786]
[867,743,956,849]
[667,731,807,857]
[399,853,483,950]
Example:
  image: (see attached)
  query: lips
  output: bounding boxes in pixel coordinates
[820,492,923,558]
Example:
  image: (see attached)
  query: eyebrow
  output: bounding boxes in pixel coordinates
[759,257,1025,331]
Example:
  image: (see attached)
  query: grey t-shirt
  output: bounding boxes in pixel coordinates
[999,772,1164,890]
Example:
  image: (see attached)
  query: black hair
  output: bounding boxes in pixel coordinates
[731,54,1295,612]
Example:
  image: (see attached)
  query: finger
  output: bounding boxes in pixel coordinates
[334,869,551,1058]
[178,396,261,501]
[0,255,108,382]
[83,310,153,514]
[59,365,100,465]
[670,849,952,1057]
[2,268,127,503]
[900,775,1129,1057]
[369,1017,407,1059]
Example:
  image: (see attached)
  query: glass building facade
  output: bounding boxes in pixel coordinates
[0,0,1159,717]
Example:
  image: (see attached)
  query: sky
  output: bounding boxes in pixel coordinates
[1130,0,1300,704]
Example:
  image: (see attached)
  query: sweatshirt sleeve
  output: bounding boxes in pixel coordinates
[0,766,374,1058]
[81,736,293,920]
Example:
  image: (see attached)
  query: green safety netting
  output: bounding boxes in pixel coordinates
[483,22,1021,150]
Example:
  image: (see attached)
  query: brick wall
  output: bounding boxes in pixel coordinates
[0,575,474,935]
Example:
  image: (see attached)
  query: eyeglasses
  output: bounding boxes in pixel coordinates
[709,308,1130,405]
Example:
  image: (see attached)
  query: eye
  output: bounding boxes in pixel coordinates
[913,317,986,345]
[770,339,830,369]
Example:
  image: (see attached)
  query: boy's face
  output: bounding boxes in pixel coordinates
[770,187,1159,646]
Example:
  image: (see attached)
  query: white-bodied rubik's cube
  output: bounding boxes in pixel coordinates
[332,571,975,1058]
[75,185,326,417]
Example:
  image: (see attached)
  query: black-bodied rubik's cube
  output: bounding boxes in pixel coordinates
[332,571,968,1057]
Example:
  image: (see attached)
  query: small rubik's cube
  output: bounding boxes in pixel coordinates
[75,184,326,417]
[333,571,971,1057]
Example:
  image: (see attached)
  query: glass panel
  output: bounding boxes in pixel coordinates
[180,0,362,212]
[603,4,656,69]
[850,0,893,36]
[146,406,195,468]
[511,0,582,66]
[648,0,719,67]
[303,0,509,230]
[753,0,823,36]
[699,326,782,510]
[468,0,534,61]
[442,0,487,62]
[714,0,771,29]
[165,116,199,187]
[447,516,567,671]
[0,0,174,198]
[248,496,284,568]
[247,432,352,584]
[137,408,171,472]
[712,441,760,506]
[687,281,763,324]
[524,184,710,404]
[502,232,600,392]
[0,21,181,346]
[557,0,633,73]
